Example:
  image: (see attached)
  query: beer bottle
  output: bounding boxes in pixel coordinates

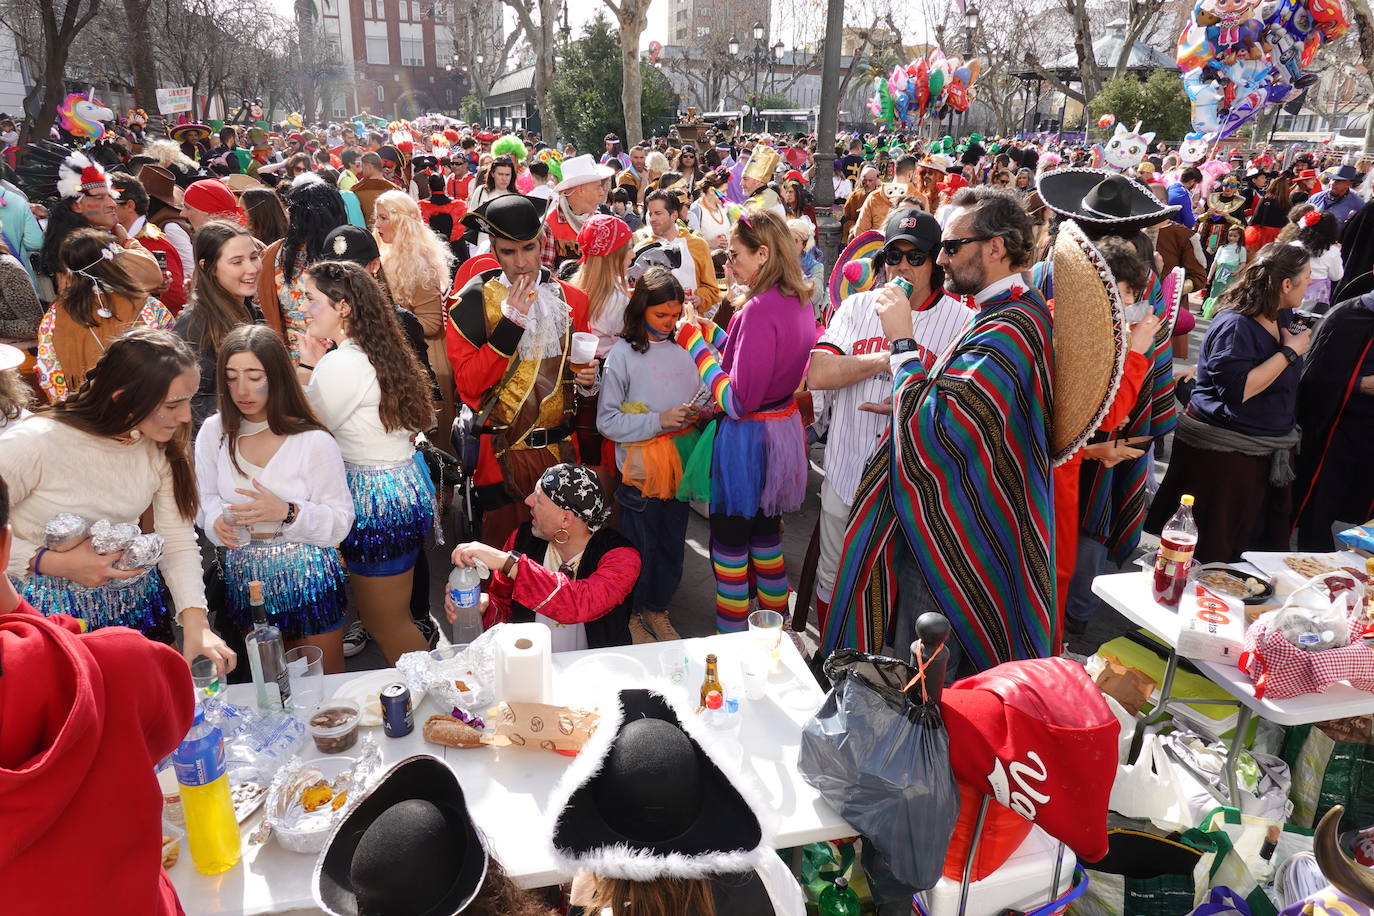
[699,653,723,707]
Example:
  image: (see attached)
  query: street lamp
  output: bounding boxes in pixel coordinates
[732,21,772,131]
[961,4,979,138]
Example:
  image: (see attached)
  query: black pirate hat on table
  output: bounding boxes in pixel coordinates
[1037,168,1180,236]
[460,194,550,242]
[548,687,775,881]
[314,755,488,916]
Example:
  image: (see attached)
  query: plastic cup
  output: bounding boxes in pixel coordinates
[189,655,221,701]
[747,609,785,672]
[285,645,324,714]
[570,331,599,370]
[740,653,768,701]
[659,648,687,685]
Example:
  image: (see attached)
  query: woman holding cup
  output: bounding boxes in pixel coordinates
[195,324,354,673]
[569,214,635,472]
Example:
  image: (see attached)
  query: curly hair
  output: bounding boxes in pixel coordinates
[1294,209,1339,256]
[143,138,199,172]
[948,186,1036,268]
[374,189,453,313]
[306,260,433,432]
[1221,242,1309,321]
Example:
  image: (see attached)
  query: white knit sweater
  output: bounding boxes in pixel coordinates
[0,415,206,611]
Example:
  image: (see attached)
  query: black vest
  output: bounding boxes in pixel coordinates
[507,523,635,648]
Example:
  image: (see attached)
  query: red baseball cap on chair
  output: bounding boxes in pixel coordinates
[940,657,1118,863]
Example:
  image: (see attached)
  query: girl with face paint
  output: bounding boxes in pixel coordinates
[194,324,356,673]
[595,267,705,643]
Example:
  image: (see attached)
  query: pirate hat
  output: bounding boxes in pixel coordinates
[460,194,550,242]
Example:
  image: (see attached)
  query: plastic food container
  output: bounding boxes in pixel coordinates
[308,699,360,754]
[161,821,184,870]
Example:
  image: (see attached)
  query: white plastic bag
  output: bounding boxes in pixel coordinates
[1109,729,1198,832]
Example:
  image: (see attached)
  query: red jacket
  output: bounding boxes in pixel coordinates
[0,601,194,915]
[444,269,591,488]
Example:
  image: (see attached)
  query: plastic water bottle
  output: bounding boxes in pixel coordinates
[448,563,487,645]
[174,706,242,875]
[818,875,862,916]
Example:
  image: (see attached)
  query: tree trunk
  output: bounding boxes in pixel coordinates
[31,53,70,146]
[121,0,159,111]
[1067,0,1101,99]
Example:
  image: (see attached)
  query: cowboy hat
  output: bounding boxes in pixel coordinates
[223,172,262,192]
[554,154,614,193]
[549,688,773,880]
[1038,168,1180,235]
[1047,219,1130,464]
[1323,164,1362,184]
[315,756,488,916]
[138,165,184,212]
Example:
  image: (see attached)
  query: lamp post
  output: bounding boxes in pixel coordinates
[729,21,772,132]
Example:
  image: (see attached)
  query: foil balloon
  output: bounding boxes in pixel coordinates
[57,91,113,139]
[1179,132,1212,163]
[1102,121,1154,170]
[1098,113,1117,130]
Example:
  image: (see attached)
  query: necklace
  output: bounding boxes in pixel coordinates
[239,419,271,436]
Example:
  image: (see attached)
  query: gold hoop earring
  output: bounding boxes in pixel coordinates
[553,528,570,545]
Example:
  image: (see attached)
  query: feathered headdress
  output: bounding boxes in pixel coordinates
[17,141,117,203]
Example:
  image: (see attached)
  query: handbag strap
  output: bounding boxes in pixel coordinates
[1000,863,1090,916]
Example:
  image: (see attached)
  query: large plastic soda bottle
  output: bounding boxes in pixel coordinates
[818,875,862,916]
[173,706,242,874]
[447,563,487,645]
[1152,494,1199,610]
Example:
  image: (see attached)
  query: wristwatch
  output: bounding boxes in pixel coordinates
[283,502,299,526]
[891,338,919,355]
[1279,345,1299,365]
[503,549,522,575]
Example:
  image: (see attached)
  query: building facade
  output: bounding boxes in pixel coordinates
[300,0,499,119]
[667,0,770,50]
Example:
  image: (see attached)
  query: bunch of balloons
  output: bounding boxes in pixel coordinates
[1176,0,1347,140]
[868,46,982,129]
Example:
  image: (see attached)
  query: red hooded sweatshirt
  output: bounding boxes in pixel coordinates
[0,602,194,915]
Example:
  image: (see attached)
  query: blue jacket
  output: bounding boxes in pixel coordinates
[1167,182,1197,229]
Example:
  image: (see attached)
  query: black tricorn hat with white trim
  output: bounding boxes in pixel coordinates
[548,687,774,881]
[1038,168,1180,235]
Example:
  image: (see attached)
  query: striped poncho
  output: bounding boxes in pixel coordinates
[822,277,1057,670]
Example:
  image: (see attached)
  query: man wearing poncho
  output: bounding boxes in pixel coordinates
[822,187,1056,676]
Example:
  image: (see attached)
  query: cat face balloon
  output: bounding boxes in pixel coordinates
[1179,132,1211,163]
[1103,121,1155,170]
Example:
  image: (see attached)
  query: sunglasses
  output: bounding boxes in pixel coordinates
[881,248,927,266]
[939,236,992,256]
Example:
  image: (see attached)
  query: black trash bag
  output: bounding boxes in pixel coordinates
[798,648,959,894]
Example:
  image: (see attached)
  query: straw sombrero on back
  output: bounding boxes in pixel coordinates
[1050,220,1128,464]
[825,230,884,325]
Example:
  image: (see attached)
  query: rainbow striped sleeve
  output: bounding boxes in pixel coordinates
[705,322,728,351]
[676,322,743,419]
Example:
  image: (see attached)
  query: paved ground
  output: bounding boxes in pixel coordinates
[344,311,1212,673]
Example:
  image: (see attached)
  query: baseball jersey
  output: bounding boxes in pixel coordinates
[814,288,971,503]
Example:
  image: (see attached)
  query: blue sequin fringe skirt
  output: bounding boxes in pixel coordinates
[22,567,169,633]
[341,455,435,576]
[220,538,348,639]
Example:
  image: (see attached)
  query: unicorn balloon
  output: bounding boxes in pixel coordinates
[1102,121,1155,170]
[57,91,114,139]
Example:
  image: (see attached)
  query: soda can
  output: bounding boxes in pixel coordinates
[380,682,413,738]
[890,276,914,297]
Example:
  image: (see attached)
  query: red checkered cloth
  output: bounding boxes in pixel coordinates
[1240,611,1374,699]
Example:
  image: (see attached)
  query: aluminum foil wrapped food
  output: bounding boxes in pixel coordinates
[43,513,90,552]
[88,519,140,555]
[114,533,165,571]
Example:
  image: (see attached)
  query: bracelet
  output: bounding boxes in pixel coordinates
[1279,345,1299,365]
[33,547,47,576]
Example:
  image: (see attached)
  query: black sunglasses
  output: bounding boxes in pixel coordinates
[881,248,927,266]
[939,236,992,256]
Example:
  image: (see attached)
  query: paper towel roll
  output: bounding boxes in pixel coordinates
[494,623,553,705]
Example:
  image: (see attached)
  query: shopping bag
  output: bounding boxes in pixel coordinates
[1282,719,1374,831]
[1188,886,1253,916]
[1190,807,1313,916]
[1109,729,1197,832]
[798,648,959,893]
[1160,727,1293,824]
[1069,822,1210,916]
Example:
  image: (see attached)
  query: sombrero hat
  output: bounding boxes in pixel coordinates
[168,122,211,144]
[1038,168,1180,235]
[1159,266,1185,339]
[826,229,884,322]
[1050,219,1129,465]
